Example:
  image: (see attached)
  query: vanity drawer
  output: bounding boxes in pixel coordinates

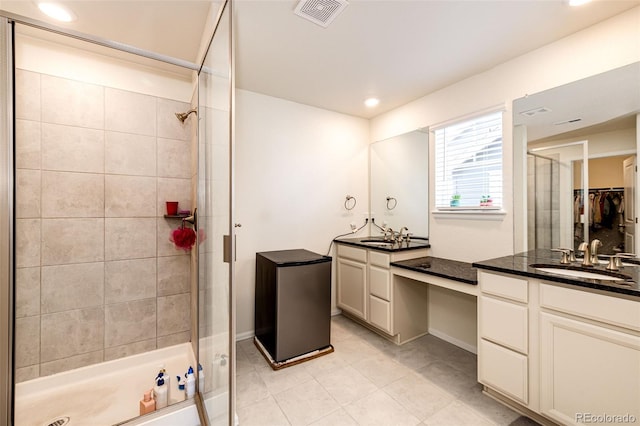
[479,271,528,303]
[480,295,528,354]
[369,251,390,268]
[369,265,391,300]
[337,244,367,263]
[479,338,528,405]
[369,295,391,333]
[540,283,640,331]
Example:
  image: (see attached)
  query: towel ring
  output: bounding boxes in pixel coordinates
[386,196,397,210]
[344,195,356,211]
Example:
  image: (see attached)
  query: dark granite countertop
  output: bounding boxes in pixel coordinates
[391,256,478,285]
[473,250,640,298]
[335,236,431,252]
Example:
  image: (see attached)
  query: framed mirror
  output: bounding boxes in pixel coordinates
[370,130,429,238]
[514,62,640,254]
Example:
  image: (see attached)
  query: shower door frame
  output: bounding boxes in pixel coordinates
[0,7,235,425]
[1,16,15,426]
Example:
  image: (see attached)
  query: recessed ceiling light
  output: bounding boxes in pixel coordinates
[36,2,77,22]
[569,0,591,6]
[364,97,379,108]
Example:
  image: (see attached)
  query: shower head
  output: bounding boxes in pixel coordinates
[175,108,197,123]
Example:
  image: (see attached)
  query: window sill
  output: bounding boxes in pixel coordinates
[432,208,507,221]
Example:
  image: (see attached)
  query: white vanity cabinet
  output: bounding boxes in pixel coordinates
[336,245,368,320]
[478,271,530,405]
[336,243,428,338]
[538,284,640,426]
[478,270,640,426]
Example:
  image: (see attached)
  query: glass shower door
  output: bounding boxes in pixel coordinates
[197,2,235,424]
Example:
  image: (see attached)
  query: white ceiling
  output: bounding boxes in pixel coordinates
[1,0,639,118]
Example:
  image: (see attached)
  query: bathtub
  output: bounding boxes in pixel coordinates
[14,343,200,426]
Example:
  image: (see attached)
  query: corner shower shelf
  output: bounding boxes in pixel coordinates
[163,214,190,219]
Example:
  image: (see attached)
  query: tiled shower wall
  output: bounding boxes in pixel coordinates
[14,69,194,382]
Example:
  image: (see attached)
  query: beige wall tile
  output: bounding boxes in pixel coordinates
[40,350,104,377]
[16,169,41,218]
[158,138,191,178]
[15,267,40,318]
[157,293,191,337]
[41,307,104,363]
[157,331,190,349]
[41,171,104,218]
[15,316,40,368]
[158,255,190,296]
[15,69,40,121]
[41,75,104,129]
[105,298,156,348]
[105,258,156,304]
[105,131,156,176]
[42,123,104,173]
[105,218,156,261]
[16,218,40,268]
[104,338,156,361]
[41,218,104,265]
[15,119,41,170]
[105,88,156,136]
[15,365,39,383]
[105,175,156,217]
[157,177,191,216]
[157,98,192,140]
[41,262,104,314]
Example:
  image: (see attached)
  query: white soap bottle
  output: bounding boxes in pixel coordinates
[185,366,196,399]
[175,375,186,402]
[154,371,168,409]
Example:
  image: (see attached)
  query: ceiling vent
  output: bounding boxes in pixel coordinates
[519,106,552,117]
[554,118,583,125]
[294,0,349,28]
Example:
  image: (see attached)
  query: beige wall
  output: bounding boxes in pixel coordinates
[573,155,629,189]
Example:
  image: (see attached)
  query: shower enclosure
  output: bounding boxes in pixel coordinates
[0,1,235,424]
[527,152,560,250]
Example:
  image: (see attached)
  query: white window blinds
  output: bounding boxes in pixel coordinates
[434,110,503,209]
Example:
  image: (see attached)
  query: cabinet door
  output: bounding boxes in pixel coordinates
[337,257,367,320]
[540,312,640,426]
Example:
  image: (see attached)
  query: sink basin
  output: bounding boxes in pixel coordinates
[359,239,395,246]
[529,264,631,281]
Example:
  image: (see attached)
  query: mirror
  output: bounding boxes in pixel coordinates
[370,130,429,238]
[514,62,640,254]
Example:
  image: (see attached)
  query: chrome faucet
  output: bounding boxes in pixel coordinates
[590,239,602,265]
[382,227,395,242]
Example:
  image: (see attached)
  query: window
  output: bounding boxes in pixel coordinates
[434,110,503,210]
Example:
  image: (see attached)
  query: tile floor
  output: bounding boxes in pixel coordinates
[236,315,539,426]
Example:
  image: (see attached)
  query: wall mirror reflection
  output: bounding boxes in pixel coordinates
[369,130,429,238]
[514,62,640,255]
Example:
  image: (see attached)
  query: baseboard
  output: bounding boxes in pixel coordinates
[428,327,477,354]
[235,330,254,342]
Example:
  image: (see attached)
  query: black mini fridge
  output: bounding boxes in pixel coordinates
[255,249,332,363]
